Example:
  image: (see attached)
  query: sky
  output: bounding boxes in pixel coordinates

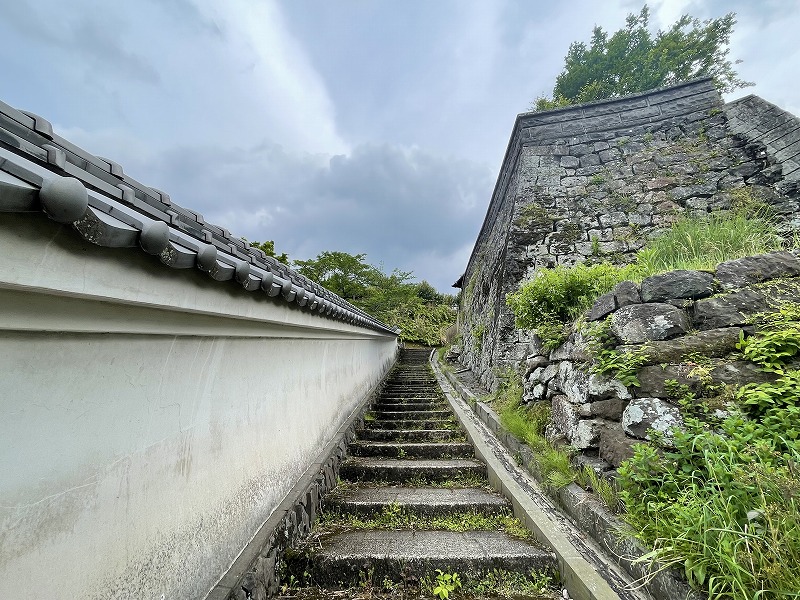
[1,0,799,292]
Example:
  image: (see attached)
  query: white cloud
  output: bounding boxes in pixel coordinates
[191,0,348,155]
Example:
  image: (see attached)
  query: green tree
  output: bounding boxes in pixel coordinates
[294,251,380,302]
[293,250,456,345]
[248,239,289,264]
[534,5,752,110]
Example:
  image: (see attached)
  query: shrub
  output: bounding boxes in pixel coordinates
[388,301,455,346]
[506,262,632,330]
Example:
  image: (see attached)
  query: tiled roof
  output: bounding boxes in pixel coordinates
[0,100,397,334]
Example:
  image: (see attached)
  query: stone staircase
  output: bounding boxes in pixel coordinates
[282,348,557,598]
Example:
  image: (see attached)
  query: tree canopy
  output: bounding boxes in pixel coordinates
[248,239,289,264]
[534,5,752,111]
[294,250,456,346]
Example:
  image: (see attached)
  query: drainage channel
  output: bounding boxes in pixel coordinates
[280,348,559,599]
[429,353,653,600]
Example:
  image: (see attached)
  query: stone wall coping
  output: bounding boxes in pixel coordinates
[516,77,715,121]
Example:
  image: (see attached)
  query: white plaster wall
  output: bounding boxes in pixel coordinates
[0,214,398,599]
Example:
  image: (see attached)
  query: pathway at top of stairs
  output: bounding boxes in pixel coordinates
[281,348,560,599]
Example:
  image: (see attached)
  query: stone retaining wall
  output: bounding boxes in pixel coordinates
[456,79,800,393]
[523,250,800,471]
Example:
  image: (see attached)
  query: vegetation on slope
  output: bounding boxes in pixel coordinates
[618,305,800,598]
[502,206,800,598]
[245,240,456,345]
[506,206,785,347]
[294,251,456,346]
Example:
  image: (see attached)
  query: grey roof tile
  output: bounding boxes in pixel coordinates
[0,100,397,335]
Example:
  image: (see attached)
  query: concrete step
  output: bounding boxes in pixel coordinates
[377,398,444,405]
[374,402,445,411]
[295,530,555,586]
[356,428,465,442]
[339,457,485,483]
[378,390,444,402]
[372,409,452,420]
[349,441,474,459]
[370,418,456,430]
[329,486,509,517]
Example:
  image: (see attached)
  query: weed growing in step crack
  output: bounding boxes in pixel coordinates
[431,569,461,599]
[467,568,554,598]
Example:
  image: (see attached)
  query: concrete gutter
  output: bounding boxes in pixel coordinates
[430,355,644,600]
[433,355,703,600]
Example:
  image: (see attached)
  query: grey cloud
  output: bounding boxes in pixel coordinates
[159,0,226,38]
[120,140,493,291]
[682,0,794,27]
[2,1,159,85]
[70,17,160,85]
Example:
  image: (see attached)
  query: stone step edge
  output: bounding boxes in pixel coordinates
[295,530,557,586]
[328,488,510,516]
[432,355,698,600]
[205,354,397,600]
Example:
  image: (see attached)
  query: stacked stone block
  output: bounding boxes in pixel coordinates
[521,251,800,472]
[458,78,800,395]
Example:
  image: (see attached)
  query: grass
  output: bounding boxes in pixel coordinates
[620,424,800,599]
[575,466,623,513]
[488,369,579,491]
[507,207,785,337]
[635,211,782,274]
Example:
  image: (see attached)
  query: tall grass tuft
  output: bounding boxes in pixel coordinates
[489,369,576,488]
[636,212,783,274]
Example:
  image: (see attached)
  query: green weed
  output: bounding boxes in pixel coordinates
[432,569,461,599]
[575,466,623,513]
[467,568,554,598]
[488,369,577,490]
